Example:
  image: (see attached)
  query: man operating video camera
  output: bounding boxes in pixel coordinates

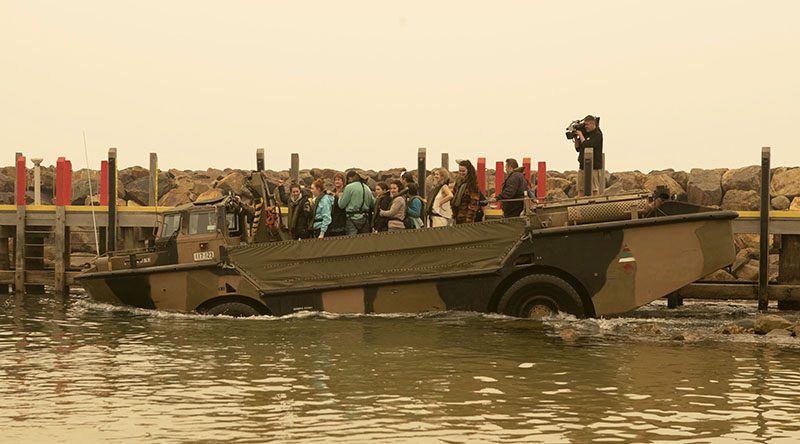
[566,115,603,196]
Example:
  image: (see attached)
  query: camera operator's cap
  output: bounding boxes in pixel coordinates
[584,115,597,122]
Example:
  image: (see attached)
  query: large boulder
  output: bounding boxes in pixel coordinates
[376,168,406,182]
[643,174,686,200]
[545,188,568,201]
[546,177,572,193]
[604,171,647,195]
[754,315,793,335]
[70,168,125,205]
[772,195,791,210]
[770,168,800,198]
[734,259,760,281]
[671,171,689,192]
[721,165,761,193]
[158,174,196,207]
[118,166,149,186]
[124,172,176,206]
[158,188,193,207]
[702,269,736,281]
[687,168,726,206]
[0,166,16,193]
[721,189,760,211]
[214,170,253,201]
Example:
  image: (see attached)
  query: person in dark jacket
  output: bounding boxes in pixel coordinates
[326,172,347,237]
[491,158,529,218]
[574,114,603,196]
[278,182,312,239]
[372,182,392,232]
[451,160,481,224]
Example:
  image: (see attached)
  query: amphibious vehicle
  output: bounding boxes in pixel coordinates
[77,172,737,318]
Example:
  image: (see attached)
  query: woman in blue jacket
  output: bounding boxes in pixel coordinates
[310,179,333,238]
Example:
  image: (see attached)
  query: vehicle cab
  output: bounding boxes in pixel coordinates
[154,195,248,266]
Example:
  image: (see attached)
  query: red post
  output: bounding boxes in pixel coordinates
[56,157,64,206]
[64,160,73,205]
[16,156,26,206]
[100,160,109,205]
[477,157,486,195]
[495,161,504,209]
[537,161,547,202]
[522,157,531,185]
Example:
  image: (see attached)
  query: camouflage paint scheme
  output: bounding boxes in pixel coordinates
[77,192,737,318]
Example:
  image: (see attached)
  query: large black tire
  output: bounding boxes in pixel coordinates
[204,301,262,317]
[497,273,586,319]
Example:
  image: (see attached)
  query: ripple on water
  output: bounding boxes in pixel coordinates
[1,295,800,442]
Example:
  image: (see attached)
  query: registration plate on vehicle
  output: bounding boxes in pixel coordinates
[193,251,215,261]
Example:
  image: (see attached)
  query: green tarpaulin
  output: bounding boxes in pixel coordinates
[227,218,528,293]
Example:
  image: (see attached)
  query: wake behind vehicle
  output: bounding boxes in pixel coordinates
[76,172,738,318]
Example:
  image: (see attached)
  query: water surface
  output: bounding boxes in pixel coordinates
[1,293,799,443]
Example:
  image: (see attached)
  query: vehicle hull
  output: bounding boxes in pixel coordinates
[77,208,736,317]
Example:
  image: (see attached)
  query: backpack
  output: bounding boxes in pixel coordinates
[404,196,422,229]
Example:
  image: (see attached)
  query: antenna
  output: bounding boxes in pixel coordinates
[82,131,100,256]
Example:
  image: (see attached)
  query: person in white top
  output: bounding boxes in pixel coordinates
[426,168,454,227]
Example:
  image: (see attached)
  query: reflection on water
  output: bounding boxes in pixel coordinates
[1,293,800,443]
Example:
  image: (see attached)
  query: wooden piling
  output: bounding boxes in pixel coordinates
[777,235,800,310]
[108,148,117,253]
[417,148,426,200]
[758,146,770,311]
[256,148,265,172]
[14,155,26,294]
[441,153,449,170]
[148,153,158,206]
[54,205,66,295]
[599,153,606,194]
[0,228,9,294]
[582,148,594,197]
[32,158,43,205]
[290,153,300,183]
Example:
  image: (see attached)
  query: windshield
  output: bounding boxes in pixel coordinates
[161,213,181,239]
[189,211,217,235]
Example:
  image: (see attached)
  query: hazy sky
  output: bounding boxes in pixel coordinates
[2,1,799,173]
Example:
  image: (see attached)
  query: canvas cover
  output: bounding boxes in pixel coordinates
[227,218,528,293]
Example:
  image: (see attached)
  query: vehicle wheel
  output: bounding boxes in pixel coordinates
[204,301,262,317]
[497,273,585,319]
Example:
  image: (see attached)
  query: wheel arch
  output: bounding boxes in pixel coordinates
[489,265,596,317]
[194,294,271,316]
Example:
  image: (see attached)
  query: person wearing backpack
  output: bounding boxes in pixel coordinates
[338,170,375,235]
[380,180,407,232]
[405,183,424,229]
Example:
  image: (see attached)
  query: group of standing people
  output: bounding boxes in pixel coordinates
[277,158,531,240]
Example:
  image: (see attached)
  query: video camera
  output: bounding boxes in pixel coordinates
[565,116,600,140]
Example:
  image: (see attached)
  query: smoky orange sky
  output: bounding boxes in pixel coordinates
[2,1,798,173]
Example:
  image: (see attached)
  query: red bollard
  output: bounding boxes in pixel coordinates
[16,156,26,206]
[477,157,486,195]
[56,157,66,206]
[522,157,531,185]
[100,160,109,205]
[64,160,72,205]
[495,161,504,209]
[537,161,547,202]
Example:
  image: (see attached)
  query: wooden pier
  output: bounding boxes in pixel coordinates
[3,147,799,310]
